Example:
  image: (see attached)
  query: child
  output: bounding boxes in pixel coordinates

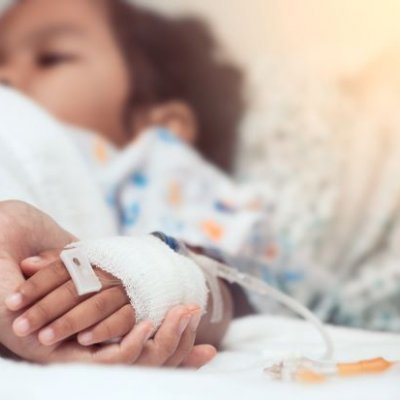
[1,0,399,368]
[0,0,244,365]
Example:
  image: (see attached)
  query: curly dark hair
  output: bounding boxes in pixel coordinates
[105,0,245,172]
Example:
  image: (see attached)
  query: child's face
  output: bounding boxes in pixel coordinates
[0,0,130,146]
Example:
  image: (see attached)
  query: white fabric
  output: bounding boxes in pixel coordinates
[73,236,208,327]
[0,315,399,400]
[0,87,117,239]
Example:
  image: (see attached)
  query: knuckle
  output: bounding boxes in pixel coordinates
[170,334,194,366]
[54,315,76,335]
[171,342,196,367]
[51,261,68,280]
[64,282,79,301]
[27,302,51,327]
[19,280,38,300]
[96,321,114,341]
[112,345,131,365]
[93,296,108,315]
[120,350,132,364]
[110,286,127,306]
[104,322,114,340]
[178,339,194,360]
[158,336,178,358]
[122,306,136,327]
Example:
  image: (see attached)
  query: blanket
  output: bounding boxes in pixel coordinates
[0,315,399,400]
[0,87,117,239]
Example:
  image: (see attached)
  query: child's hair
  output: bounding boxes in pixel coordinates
[106,0,245,172]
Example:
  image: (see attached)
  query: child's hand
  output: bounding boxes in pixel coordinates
[6,252,135,346]
[132,305,216,368]
[5,252,215,368]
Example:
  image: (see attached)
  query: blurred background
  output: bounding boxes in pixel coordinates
[3,0,398,76]
[125,0,400,179]
[136,0,400,77]
[1,0,400,176]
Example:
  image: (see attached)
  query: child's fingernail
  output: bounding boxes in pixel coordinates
[178,315,191,335]
[39,328,55,345]
[13,317,30,335]
[189,313,202,332]
[78,332,93,346]
[24,256,42,264]
[5,293,23,309]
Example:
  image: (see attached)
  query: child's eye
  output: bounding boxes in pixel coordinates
[36,52,77,68]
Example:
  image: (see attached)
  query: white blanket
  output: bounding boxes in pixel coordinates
[0,315,399,400]
[0,87,117,239]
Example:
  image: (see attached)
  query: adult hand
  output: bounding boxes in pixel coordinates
[0,201,155,364]
[0,201,216,367]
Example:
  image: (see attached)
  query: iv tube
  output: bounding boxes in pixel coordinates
[188,250,335,361]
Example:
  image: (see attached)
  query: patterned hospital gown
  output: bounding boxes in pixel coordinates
[71,124,400,333]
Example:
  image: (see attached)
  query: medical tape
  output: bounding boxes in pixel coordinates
[60,246,102,296]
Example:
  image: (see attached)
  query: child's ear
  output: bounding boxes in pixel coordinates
[133,101,198,144]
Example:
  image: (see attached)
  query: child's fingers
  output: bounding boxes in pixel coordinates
[181,345,217,369]
[77,304,136,346]
[48,314,214,368]
[5,260,70,311]
[135,305,196,366]
[164,309,202,367]
[38,286,130,345]
[92,321,154,365]
[50,321,154,365]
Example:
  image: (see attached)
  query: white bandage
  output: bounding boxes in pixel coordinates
[64,235,208,327]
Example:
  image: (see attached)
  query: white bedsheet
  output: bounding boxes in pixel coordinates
[1,315,399,400]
